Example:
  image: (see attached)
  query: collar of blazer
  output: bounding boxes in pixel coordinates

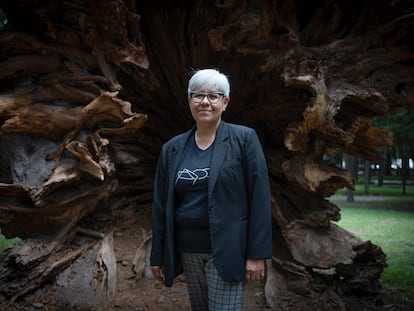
[170,121,230,153]
[167,121,231,200]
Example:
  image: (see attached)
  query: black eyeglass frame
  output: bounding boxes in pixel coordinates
[189,91,225,103]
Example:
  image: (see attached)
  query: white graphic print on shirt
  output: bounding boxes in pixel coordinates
[176,168,210,185]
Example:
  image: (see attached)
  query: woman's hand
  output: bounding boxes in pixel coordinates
[245,258,265,283]
[150,265,165,282]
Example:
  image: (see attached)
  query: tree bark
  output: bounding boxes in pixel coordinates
[344,154,355,203]
[401,143,410,195]
[377,149,387,187]
[364,160,370,195]
[0,0,413,309]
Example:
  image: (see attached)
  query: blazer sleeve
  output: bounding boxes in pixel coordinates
[150,144,168,266]
[244,129,272,259]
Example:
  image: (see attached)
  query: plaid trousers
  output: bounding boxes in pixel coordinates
[181,252,245,311]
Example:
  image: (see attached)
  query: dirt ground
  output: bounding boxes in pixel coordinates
[0,206,267,311]
[1,201,413,311]
[98,207,268,311]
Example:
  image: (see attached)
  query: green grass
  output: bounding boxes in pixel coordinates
[0,233,20,253]
[2,179,413,299]
[337,206,414,295]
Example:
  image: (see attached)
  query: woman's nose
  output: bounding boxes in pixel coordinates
[200,95,210,104]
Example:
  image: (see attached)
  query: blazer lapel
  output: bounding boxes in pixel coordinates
[208,121,229,200]
[168,127,195,190]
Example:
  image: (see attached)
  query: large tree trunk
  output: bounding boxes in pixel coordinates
[0,0,413,309]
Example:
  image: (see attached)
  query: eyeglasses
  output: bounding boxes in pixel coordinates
[190,91,224,103]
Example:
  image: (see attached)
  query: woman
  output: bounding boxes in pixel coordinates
[150,68,272,311]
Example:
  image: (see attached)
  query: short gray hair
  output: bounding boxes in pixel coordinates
[187,69,230,97]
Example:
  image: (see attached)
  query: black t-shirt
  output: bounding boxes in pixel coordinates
[174,136,213,253]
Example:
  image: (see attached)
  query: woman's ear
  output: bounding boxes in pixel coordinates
[223,96,230,111]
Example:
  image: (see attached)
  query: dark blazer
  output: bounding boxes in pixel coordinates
[150,121,272,287]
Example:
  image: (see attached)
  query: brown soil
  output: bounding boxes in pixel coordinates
[0,206,267,311]
[1,202,413,311]
[98,207,268,311]
[100,232,266,310]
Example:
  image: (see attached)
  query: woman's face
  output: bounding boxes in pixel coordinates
[187,87,230,126]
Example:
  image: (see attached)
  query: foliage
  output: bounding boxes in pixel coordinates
[373,108,414,157]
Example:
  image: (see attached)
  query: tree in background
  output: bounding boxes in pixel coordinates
[373,108,414,193]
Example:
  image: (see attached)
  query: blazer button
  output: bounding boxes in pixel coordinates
[209,204,213,210]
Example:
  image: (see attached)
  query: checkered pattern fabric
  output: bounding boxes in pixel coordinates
[181,252,245,311]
